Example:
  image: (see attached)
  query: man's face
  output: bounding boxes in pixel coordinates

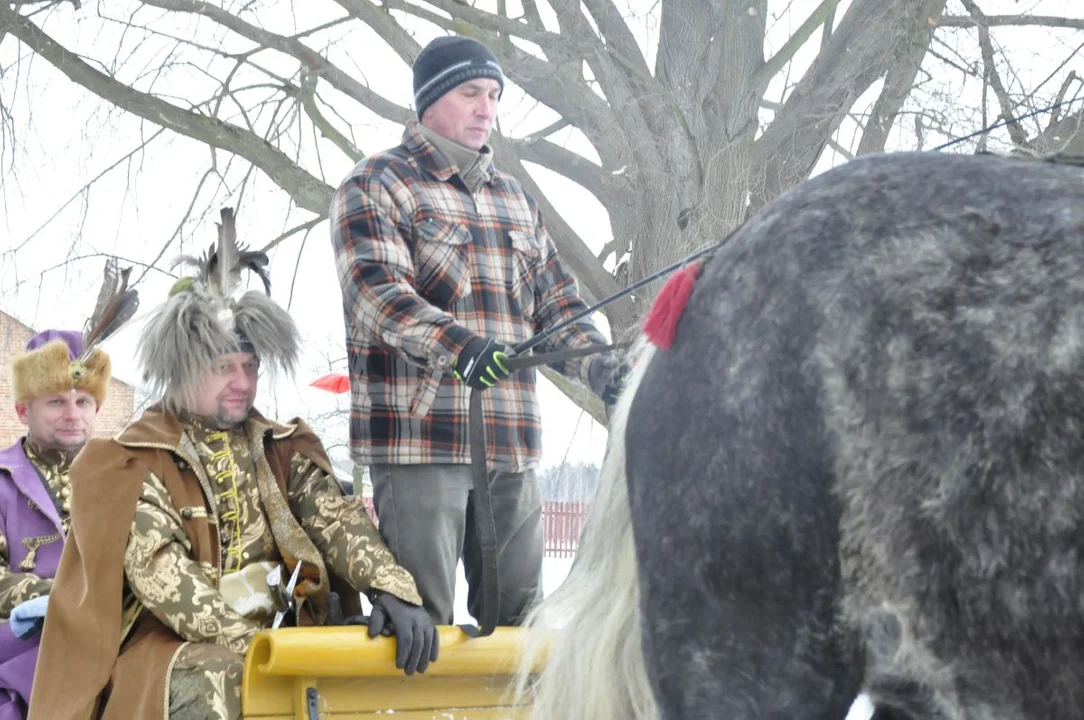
[16,390,98,453]
[421,78,501,151]
[187,352,260,428]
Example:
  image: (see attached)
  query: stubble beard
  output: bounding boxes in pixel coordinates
[215,398,253,429]
[32,430,87,455]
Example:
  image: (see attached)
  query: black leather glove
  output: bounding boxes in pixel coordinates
[454,337,513,390]
[368,592,440,675]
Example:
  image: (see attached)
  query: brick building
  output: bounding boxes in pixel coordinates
[0,311,136,447]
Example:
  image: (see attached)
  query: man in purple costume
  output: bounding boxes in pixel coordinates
[0,329,113,719]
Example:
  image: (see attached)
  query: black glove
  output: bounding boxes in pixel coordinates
[588,354,629,408]
[454,337,513,390]
[368,592,440,675]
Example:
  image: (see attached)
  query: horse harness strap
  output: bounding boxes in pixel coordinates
[462,341,626,638]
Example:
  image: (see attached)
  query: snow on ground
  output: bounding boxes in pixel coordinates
[451,556,576,624]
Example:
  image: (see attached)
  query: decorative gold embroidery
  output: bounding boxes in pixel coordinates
[182,420,277,579]
[287,454,421,605]
[203,431,244,574]
[23,438,73,515]
[124,471,261,655]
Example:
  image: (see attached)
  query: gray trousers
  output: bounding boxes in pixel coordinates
[368,463,543,626]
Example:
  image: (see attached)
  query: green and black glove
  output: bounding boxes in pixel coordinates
[454,337,514,390]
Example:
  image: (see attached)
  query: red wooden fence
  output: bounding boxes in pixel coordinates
[540,500,587,558]
[359,496,589,558]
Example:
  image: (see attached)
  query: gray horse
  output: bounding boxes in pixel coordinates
[515,151,1084,720]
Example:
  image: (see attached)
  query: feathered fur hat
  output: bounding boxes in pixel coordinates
[137,207,299,412]
[11,258,139,407]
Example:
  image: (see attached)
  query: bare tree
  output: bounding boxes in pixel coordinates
[0,0,1081,423]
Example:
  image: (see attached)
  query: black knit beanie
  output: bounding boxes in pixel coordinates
[413,36,505,119]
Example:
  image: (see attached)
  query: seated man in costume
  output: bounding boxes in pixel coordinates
[0,331,111,720]
[0,261,135,720]
[28,210,438,720]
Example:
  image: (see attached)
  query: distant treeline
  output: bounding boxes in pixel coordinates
[538,461,600,502]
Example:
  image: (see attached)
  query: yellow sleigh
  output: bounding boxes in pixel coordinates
[241,625,543,719]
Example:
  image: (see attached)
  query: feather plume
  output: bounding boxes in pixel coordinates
[80,258,140,361]
[215,206,239,297]
[238,248,272,295]
[173,208,272,298]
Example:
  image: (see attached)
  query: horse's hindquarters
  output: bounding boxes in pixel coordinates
[813,153,1084,719]
[626,151,1084,719]
[624,240,862,718]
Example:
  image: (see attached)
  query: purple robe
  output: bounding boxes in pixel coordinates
[0,440,66,720]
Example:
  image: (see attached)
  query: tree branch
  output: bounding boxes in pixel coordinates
[0,4,335,214]
[262,215,324,254]
[1029,106,1084,154]
[757,0,846,95]
[517,0,544,27]
[330,0,419,67]
[140,0,413,125]
[409,0,563,49]
[857,8,942,155]
[960,0,1028,147]
[820,4,836,52]
[38,253,175,281]
[827,136,854,159]
[937,14,1084,31]
[509,136,624,206]
[579,0,652,78]
[750,0,947,211]
[1046,71,1082,131]
[6,125,168,256]
[543,0,645,130]
[519,117,571,143]
[136,166,216,286]
[539,366,607,427]
[298,78,362,162]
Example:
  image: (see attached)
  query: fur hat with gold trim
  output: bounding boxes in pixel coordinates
[137,207,299,412]
[11,259,140,407]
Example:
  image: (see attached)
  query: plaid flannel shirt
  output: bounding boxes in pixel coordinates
[330,121,610,471]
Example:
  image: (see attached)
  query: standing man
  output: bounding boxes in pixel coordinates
[330,35,624,628]
[28,209,436,720]
[0,328,114,720]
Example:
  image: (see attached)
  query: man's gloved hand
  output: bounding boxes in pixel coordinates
[454,337,513,391]
[368,592,440,675]
[588,354,629,408]
[10,594,49,640]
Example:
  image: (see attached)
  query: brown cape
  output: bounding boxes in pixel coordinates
[27,407,360,720]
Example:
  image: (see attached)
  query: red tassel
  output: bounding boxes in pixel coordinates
[310,373,351,394]
[642,262,702,350]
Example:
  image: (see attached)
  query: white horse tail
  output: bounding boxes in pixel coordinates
[513,340,660,720]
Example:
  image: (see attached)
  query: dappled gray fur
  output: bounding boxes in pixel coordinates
[524,151,1084,719]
